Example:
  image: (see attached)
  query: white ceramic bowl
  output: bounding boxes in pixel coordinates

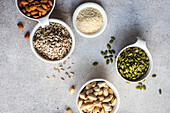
[30,18,75,64]
[115,37,153,83]
[76,78,120,113]
[15,0,56,27]
[73,2,107,38]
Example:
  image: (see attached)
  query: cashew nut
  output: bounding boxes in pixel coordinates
[103,88,109,97]
[86,88,93,95]
[97,81,106,88]
[97,95,104,101]
[94,86,100,91]
[102,95,113,102]
[110,98,117,106]
[88,94,97,101]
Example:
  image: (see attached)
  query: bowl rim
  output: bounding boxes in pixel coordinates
[30,18,75,64]
[72,2,107,38]
[76,78,120,113]
[115,38,153,83]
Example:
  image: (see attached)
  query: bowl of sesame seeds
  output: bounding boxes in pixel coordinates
[73,2,107,38]
[30,18,75,64]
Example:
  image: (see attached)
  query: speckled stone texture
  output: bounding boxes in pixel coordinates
[0,0,170,113]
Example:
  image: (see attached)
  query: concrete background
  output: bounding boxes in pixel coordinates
[0,0,170,113]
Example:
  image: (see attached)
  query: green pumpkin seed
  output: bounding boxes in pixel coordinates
[111,37,115,41]
[111,50,115,54]
[106,59,109,65]
[105,50,108,55]
[142,79,146,82]
[107,44,111,50]
[152,74,156,78]
[126,81,130,84]
[138,82,142,86]
[104,56,109,59]
[93,62,98,66]
[159,89,162,95]
[101,51,105,56]
[110,58,113,63]
[143,85,146,90]
[136,86,140,89]
[109,50,112,55]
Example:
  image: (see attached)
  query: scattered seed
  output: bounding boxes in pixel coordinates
[52,75,55,79]
[93,62,98,66]
[69,85,75,94]
[57,69,60,73]
[24,31,30,39]
[111,37,115,41]
[106,59,109,65]
[65,72,69,76]
[67,57,70,59]
[17,22,24,29]
[60,77,65,81]
[136,86,140,89]
[110,58,113,63]
[101,51,105,56]
[138,82,142,86]
[159,89,162,95]
[72,63,74,64]
[61,68,65,71]
[142,79,146,82]
[59,64,63,68]
[46,76,49,79]
[107,44,111,50]
[108,50,112,55]
[70,72,74,75]
[126,81,130,84]
[143,85,146,90]
[152,74,156,78]
[109,39,114,44]
[66,108,72,113]
[68,75,71,79]
[67,66,71,70]
[57,106,59,109]
[63,61,66,65]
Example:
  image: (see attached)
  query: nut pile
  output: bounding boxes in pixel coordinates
[33,22,72,60]
[78,81,117,113]
[18,0,53,19]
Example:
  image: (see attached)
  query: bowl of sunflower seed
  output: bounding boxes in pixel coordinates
[30,18,75,63]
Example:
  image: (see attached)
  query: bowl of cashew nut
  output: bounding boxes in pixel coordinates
[76,78,120,113]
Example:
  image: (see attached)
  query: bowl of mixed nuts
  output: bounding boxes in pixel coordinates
[30,18,75,63]
[115,38,153,83]
[76,78,120,113]
[16,0,55,27]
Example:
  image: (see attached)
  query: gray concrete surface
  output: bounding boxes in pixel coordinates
[0,0,170,113]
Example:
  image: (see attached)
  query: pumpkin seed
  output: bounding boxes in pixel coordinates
[152,74,156,78]
[107,44,111,50]
[111,37,115,41]
[101,51,105,56]
[105,50,108,55]
[109,50,112,55]
[143,85,146,90]
[93,62,98,66]
[159,89,162,95]
[106,59,109,65]
[110,58,113,63]
[104,56,109,59]
[136,86,140,89]
[111,49,115,54]
[138,82,142,86]
[109,40,114,44]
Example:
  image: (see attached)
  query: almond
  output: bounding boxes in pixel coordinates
[37,6,45,12]
[39,12,42,16]
[41,4,47,9]
[17,22,24,30]
[48,0,53,6]
[30,5,37,11]
[21,0,28,5]
[24,32,30,39]
[33,16,39,18]
[25,6,31,12]
[21,8,26,13]
[41,10,47,15]
[41,0,48,3]
[26,13,31,16]
[31,11,38,15]
[28,0,34,2]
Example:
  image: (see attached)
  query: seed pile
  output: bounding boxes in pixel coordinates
[101,37,116,65]
[18,0,53,19]
[78,81,117,113]
[33,22,72,60]
[117,47,149,81]
[76,7,103,34]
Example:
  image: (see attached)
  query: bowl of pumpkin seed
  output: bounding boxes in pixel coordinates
[115,38,153,83]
